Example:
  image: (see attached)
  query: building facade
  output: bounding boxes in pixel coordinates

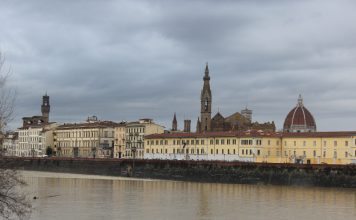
[114,122,126,158]
[1,132,18,156]
[145,131,356,165]
[125,119,164,159]
[17,123,57,157]
[196,64,275,133]
[55,118,117,158]
[15,94,56,157]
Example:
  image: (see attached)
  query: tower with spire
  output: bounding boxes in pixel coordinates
[172,113,177,131]
[199,63,212,132]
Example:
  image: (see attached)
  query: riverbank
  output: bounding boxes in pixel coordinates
[6,157,356,188]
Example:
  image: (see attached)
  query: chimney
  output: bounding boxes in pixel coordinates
[184,120,191,133]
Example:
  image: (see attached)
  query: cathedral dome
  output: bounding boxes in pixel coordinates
[283,95,316,133]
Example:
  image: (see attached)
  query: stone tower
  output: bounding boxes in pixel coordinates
[184,120,191,132]
[200,63,212,132]
[41,93,50,123]
[172,113,177,131]
[241,107,252,123]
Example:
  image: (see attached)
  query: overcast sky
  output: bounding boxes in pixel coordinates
[1,0,356,131]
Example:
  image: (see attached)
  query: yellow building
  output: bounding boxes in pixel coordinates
[125,119,164,159]
[145,131,356,165]
[114,122,126,158]
[54,117,117,158]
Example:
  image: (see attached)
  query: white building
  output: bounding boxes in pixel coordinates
[125,119,164,159]
[17,123,57,157]
[1,132,18,156]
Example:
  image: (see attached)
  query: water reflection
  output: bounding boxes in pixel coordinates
[21,171,356,220]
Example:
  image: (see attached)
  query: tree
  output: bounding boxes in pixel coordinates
[0,52,31,219]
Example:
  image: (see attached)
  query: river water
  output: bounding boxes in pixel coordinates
[20,171,355,220]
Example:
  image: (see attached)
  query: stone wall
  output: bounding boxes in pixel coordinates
[6,157,356,187]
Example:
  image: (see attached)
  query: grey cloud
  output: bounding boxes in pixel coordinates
[1,0,356,131]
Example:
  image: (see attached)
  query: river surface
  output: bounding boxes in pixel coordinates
[20,171,356,220]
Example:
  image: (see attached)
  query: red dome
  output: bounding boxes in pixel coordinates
[283,95,316,132]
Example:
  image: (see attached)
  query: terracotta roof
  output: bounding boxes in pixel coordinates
[284,106,316,128]
[283,96,316,130]
[146,130,281,139]
[281,131,356,138]
[146,131,356,139]
[57,121,119,130]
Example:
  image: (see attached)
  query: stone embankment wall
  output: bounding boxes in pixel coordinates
[6,157,356,187]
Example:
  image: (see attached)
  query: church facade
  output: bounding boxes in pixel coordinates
[195,64,275,133]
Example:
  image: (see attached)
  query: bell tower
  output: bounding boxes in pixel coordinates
[200,63,212,132]
[41,93,50,123]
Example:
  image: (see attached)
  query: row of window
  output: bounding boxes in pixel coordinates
[284,140,353,147]
[126,127,145,134]
[145,147,356,158]
[57,140,99,148]
[147,139,259,146]
[148,139,356,148]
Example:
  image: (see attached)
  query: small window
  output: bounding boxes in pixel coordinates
[257,150,260,155]
[313,150,316,157]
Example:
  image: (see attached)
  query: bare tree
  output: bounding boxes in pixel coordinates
[0,52,31,219]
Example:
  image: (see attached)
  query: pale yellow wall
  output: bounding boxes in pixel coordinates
[114,126,126,158]
[145,134,356,164]
[55,126,115,158]
[125,122,164,159]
